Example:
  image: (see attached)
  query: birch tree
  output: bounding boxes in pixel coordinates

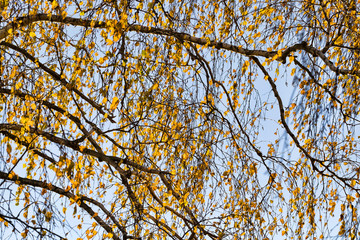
[0,0,360,239]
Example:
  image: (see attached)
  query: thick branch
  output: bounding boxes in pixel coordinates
[0,123,169,175]
[0,129,56,164]
[1,14,356,76]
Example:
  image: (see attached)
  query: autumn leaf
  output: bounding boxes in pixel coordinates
[0,0,359,239]
[109,96,119,111]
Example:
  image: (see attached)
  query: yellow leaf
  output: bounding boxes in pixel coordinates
[30,103,36,110]
[291,68,296,76]
[106,38,113,45]
[21,231,27,238]
[30,32,36,37]
[289,56,294,63]
[8,172,15,179]
[110,96,119,111]
[113,34,120,42]
[51,0,58,9]
[6,143,11,156]
[45,211,52,222]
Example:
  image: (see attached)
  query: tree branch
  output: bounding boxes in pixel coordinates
[0,170,122,240]
[1,14,357,77]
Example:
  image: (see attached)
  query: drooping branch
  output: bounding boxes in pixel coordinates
[0,170,122,240]
[0,41,115,123]
[250,56,360,192]
[0,212,67,239]
[0,128,56,164]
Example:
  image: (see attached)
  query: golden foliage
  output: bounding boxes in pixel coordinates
[0,0,360,239]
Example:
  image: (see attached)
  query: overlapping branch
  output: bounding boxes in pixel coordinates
[0,14,357,77]
[0,123,169,176]
[0,170,126,240]
[251,56,360,192]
